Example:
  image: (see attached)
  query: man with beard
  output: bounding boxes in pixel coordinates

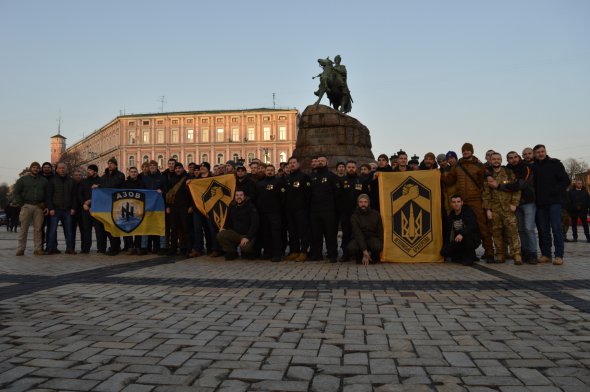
[217,190,259,260]
[419,152,438,170]
[284,157,311,262]
[166,163,193,256]
[254,164,284,262]
[310,157,319,173]
[14,162,48,256]
[45,162,76,255]
[567,179,590,242]
[309,155,339,262]
[235,164,256,198]
[337,160,370,260]
[99,157,125,255]
[336,162,346,178]
[487,151,538,264]
[392,151,412,173]
[442,143,494,262]
[522,147,534,164]
[359,164,372,179]
[482,153,522,264]
[532,144,570,265]
[346,194,383,265]
[441,195,481,266]
[81,164,106,254]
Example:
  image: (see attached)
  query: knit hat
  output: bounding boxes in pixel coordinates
[108,157,118,166]
[174,162,184,169]
[201,162,211,171]
[424,152,436,160]
[225,160,236,168]
[436,154,447,163]
[461,143,474,153]
[357,193,370,204]
[88,164,99,172]
[29,161,41,169]
[236,164,246,171]
[446,151,458,160]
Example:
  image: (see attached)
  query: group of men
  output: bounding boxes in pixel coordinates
[11,142,589,266]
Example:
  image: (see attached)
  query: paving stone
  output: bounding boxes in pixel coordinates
[192,368,230,388]
[217,379,249,392]
[94,372,140,391]
[229,369,284,381]
[286,366,314,381]
[0,366,37,384]
[251,380,309,391]
[40,378,100,390]
[311,375,340,392]
[443,352,475,367]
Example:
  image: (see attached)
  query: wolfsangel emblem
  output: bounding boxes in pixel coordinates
[202,180,233,229]
[112,191,146,233]
[390,177,432,257]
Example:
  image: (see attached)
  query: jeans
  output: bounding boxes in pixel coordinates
[536,204,564,258]
[48,209,74,251]
[516,202,537,254]
[141,235,166,249]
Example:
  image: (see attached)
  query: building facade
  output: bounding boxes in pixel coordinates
[63,108,299,173]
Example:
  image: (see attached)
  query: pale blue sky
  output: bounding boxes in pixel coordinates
[1,0,589,184]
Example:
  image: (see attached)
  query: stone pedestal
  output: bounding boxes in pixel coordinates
[292,104,374,171]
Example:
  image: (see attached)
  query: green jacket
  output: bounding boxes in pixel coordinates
[13,174,48,206]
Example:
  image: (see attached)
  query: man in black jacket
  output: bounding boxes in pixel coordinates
[441,195,481,266]
[532,145,570,265]
[46,162,76,255]
[80,164,105,253]
[284,157,311,262]
[122,167,144,254]
[235,164,256,198]
[346,194,383,265]
[217,190,259,260]
[255,164,284,262]
[567,180,590,242]
[99,157,125,255]
[166,163,193,256]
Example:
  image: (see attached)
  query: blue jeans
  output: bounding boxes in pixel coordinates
[141,235,166,249]
[192,211,218,252]
[48,209,74,251]
[536,204,564,258]
[516,202,537,254]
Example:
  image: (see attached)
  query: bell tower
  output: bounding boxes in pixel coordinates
[50,113,66,164]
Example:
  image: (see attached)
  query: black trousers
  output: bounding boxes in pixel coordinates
[570,212,589,239]
[346,237,383,262]
[340,209,353,251]
[82,211,106,252]
[441,233,478,263]
[260,212,282,259]
[310,209,338,260]
[71,210,84,251]
[170,207,192,254]
[286,209,309,254]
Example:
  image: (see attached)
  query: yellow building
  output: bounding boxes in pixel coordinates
[63,108,299,173]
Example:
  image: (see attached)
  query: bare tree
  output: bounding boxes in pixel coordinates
[563,158,589,181]
[59,150,83,176]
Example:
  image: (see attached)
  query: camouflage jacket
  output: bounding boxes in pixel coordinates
[482,166,520,211]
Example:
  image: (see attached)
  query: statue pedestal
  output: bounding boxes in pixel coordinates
[292,105,374,171]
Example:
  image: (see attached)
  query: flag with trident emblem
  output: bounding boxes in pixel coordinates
[378,171,443,262]
[187,174,235,230]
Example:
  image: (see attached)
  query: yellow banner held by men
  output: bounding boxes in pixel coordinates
[378,171,443,263]
[187,174,235,230]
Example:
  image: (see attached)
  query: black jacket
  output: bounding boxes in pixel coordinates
[99,168,125,189]
[123,176,144,190]
[166,172,192,209]
[350,207,383,251]
[568,188,590,214]
[80,175,101,204]
[224,198,259,240]
[337,173,370,214]
[284,169,311,211]
[255,176,284,214]
[310,166,339,213]
[446,205,480,244]
[236,176,256,199]
[46,174,75,210]
[532,157,569,206]
[502,161,535,204]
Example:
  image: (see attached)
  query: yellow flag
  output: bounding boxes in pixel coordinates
[187,174,235,230]
[378,171,443,262]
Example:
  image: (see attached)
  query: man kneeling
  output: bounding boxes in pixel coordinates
[346,194,383,265]
[441,195,481,266]
[217,190,259,260]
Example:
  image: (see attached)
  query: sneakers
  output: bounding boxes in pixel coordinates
[538,255,552,263]
[16,250,24,256]
[553,257,564,265]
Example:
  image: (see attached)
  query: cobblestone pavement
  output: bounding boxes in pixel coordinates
[1,229,590,391]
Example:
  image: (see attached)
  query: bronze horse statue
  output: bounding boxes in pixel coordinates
[313,57,352,113]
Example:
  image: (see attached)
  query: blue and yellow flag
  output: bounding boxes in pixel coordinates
[187,174,235,230]
[91,189,165,236]
[378,171,443,263]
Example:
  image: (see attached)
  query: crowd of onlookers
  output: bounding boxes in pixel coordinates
[8,142,590,266]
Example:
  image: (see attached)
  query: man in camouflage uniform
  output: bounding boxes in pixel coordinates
[482,153,522,264]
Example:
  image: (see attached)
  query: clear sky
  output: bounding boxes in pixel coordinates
[1,0,589,185]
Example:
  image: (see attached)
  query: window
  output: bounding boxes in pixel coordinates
[128,130,136,144]
[263,116,270,121]
[248,116,254,123]
[157,129,164,144]
[231,117,239,123]
[143,120,150,126]
[201,153,209,163]
[279,126,286,140]
[217,153,224,164]
[187,154,194,164]
[157,120,164,125]
[172,154,178,161]
[143,155,149,163]
[172,119,179,125]
[171,129,179,143]
[187,129,194,142]
[187,119,193,124]
[202,128,209,142]
[129,121,135,126]
[232,153,239,162]
[279,115,286,121]
[129,155,135,168]
[247,128,255,141]
[263,151,271,164]
[248,153,254,163]
[143,129,150,143]
[279,152,287,163]
[157,155,164,169]
[232,128,239,142]
[216,117,223,123]
[201,118,208,124]
[263,127,271,141]
[216,128,224,142]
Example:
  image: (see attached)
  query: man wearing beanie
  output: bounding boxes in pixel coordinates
[442,142,495,262]
[346,194,383,265]
[13,162,48,256]
[80,164,106,254]
[419,152,438,170]
[99,157,125,255]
